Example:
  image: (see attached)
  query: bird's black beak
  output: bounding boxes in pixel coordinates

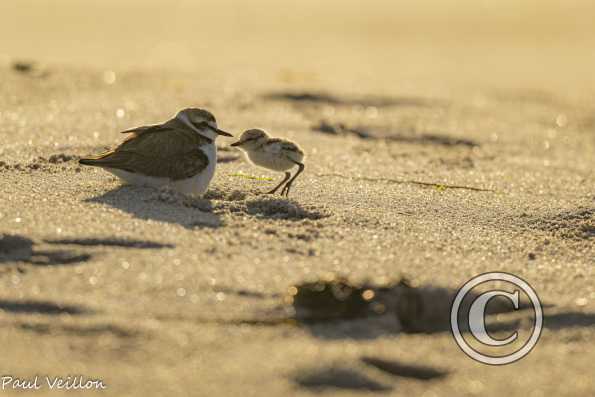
[204,123,233,137]
[230,141,242,147]
[214,128,233,137]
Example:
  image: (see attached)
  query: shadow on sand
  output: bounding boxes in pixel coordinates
[244,198,329,221]
[312,120,479,148]
[84,185,222,229]
[291,357,448,392]
[44,238,174,249]
[292,367,393,392]
[204,188,330,221]
[1,234,91,266]
[0,299,92,315]
[1,233,174,267]
[264,91,446,108]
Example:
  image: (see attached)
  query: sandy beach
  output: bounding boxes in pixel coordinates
[0,1,594,396]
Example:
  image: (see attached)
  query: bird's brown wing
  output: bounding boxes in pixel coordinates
[120,117,190,135]
[120,124,160,135]
[79,127,210,180]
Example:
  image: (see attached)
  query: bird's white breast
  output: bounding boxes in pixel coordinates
[246,151,292,171]
[172,143,216,196]
[246,142,302,171]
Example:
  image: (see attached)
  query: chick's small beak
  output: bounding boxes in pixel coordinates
[230,140,242,147]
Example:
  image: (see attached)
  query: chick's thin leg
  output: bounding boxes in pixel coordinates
[281,162,304,197]
[266,171,291,194]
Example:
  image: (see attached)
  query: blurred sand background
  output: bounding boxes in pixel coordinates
[0,1,594,396]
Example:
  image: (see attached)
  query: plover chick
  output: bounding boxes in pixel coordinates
[79,108,233,196]
[231,129,305,196]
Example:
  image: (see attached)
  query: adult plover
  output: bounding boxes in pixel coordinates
[79,108,233,196]
[231,129,305,196]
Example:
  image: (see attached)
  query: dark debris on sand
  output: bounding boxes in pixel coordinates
[284,276,390,322]
[207,275,537,338]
